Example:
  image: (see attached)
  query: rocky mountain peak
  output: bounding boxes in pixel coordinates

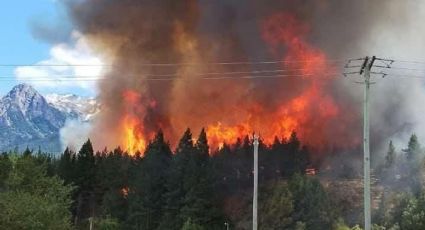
[1,83,46,116]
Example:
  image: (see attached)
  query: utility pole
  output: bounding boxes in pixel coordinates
[89,217,93,230]
[225,222,230,230]
[362,56,374,230]
[253,134,259,230]
[344,56,392,230]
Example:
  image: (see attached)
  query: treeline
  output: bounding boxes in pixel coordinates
[54,129,316,229]
[0,128,325,229]
[372,134,425,229]
[3,129,425,229]
[0,150,73,229]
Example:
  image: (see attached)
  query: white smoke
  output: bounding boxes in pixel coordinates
[363,1,425,153]
[60,119,92,151]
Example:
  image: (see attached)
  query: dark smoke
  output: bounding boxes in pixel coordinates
[62,0,425,161]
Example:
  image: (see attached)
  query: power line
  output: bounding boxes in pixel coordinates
[382,59,425,65]
[385,66,425,71]
[385,74,425,79]
[0,67,340,81]
[0,59,346,67]
[0,73,339,82]
[3,57,424,84]
[0,67,341,79]
[2,58,425,68]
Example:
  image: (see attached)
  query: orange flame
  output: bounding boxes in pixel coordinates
[122,115,146,155]
[114,12,358,155]
[206,122,252,149]
[120,90,148,155]
[199,12,344,149]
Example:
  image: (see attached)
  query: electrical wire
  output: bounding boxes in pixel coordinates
[0,67,340,79]
[1,58,425,83]
[0,73,339,82]
[384,74,425,79]
[385,59,425,65]
[385,66,425,72]
[0,59,346,67]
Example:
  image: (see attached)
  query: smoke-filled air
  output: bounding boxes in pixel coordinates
[4,1,425,229]
[64,0,361,155]
[59,0,425,157]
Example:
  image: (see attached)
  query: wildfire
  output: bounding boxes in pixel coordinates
[120,90,149,155]
[206,122,252,149]
[200,12,343,149]
[122,115,147,155]
[112,11,357,155]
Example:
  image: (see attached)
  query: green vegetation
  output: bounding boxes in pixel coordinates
[0,153,73,229]
[1,131,425,229]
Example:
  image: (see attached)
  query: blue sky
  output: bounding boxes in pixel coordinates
[0,0,98,97]
[0,1,55,94]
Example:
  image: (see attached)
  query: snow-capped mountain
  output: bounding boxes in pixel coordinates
[0,84,99,153]
[45,93,99,121]
[0,84,66,152]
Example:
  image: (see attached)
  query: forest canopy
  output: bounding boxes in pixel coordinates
[1,130,425,230]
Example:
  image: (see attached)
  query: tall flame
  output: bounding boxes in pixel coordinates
[195,12,344,150]
[111,12,358,154]
[122,115,146,155]
[120,90,149,155]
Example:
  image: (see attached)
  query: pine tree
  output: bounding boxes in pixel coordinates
[160,128,195,229]
[22,147,32,157]
[385,141,396,168]
[404,134,421,162]
[74,139,97,225]
[177,128,195,154]
[179,129,223,228]
[289,174,336,230]
[0,153,12,188]
[296,146,310,174]
[97,147,130,222]
[211,142,234,195]
[401,193,425,229]
[288,132,301,153]
[233,135,253,188]
[195,128,209,160]
[58,147,75,185]
[240,135,252,158]
[272,136,281,150]
[259,181,294,229]
[402,134,423,194]
[127,130,172,230]
[0,154,73,229]
[76,139,96,190]
[285,132,306,176]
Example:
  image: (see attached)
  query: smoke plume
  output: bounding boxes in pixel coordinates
[60,0,425,157]
[60,119,92,152]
